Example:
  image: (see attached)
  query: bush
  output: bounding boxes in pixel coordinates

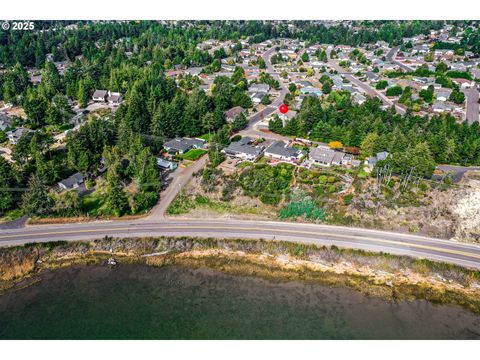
[375,80,388,90]
[239,163,294,205]
[230,135,242,142]
[279,200,326,221]
[386,85,403,97]
[343,194,354,205]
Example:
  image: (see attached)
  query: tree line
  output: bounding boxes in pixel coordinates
[270,93,480,178]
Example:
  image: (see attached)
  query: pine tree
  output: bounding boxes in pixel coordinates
[21,173,53,216]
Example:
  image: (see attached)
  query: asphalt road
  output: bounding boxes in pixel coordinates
[240,46,289,140]
[386,46,414,72]
[1,219,479,269]
[463,87,479,124]
[436,165,480,183]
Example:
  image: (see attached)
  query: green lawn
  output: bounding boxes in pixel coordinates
[81,193,103,216]
[180,149,207,161]
[0,208,24,223]
[198,133,211,141]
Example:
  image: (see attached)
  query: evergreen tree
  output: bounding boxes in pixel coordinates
[21,173,53,216]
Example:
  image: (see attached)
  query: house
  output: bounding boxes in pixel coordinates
[436,88,452,102]
[92,90,108,102]
[221,64,236,72]
[185,67,203,77]
[352,93,367,105]
[264,141,305,163]
[6,127,33,145]
[296,80,313,88]
[249,84,270,93]
[0,113,13,131]
[451,78,475,89]
[204,39,218,46]
[155,158,178,170]
[224,106,245,122]
[163,137,206,155]
[433,101,447,113]
[300,86,323,96]
[365,151,391,169]
[199,84,211,93]
[57,172,85,191]
[249,91,268,104]
[364,71,379,83]
[108,92,123,105]
[309,146,345,167]
[165,69,184,79]
[222,137,263,161]
[376,151,390,161]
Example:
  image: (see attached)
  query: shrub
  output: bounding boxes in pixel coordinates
[386,85,403,97]
[343,194,354,205]
[279,200,326,221]
[230,135,242,142]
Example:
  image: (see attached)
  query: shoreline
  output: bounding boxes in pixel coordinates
[0,236,479,314]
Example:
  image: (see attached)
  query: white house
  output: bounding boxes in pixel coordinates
[92,90,108,102]
[264,141,304,163]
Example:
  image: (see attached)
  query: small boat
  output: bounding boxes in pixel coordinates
[107,258,117,266]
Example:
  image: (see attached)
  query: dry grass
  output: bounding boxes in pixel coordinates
[27,214,147,225]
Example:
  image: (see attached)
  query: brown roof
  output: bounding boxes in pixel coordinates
[224,106,245,119]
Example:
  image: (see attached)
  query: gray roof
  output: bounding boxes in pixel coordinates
[224,138,262,157]
[0,113,12,130]
[224,106,245,120]
[332,151,345,163]
[297,80,313,87]
[249,91,268,100]
[155,158,177,169]
[376,151,390,161]
[186,67,202,75]
[265,141,303,159]
[433,101,447,111]
[108,92,122,103]
[368,151,391,167]
[309,146,336,164]
[58,172,85,189]
[7,127,32,140]
[163,137,205,153]
[367,156,378,167]
[365,71,379,81]
[92,90,108,98]
[249,83,270,92]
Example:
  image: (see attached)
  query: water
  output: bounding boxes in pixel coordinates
[0,264,479,339]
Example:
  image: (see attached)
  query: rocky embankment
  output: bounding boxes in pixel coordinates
[1,236,479,314]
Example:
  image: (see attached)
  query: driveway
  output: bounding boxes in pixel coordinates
[463,87,479,124]
[146,155,208,220]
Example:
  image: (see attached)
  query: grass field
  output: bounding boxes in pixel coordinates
[179,149,207,161]
[80,193,103,216]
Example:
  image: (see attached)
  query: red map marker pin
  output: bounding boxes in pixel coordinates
[279,104,288,114]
